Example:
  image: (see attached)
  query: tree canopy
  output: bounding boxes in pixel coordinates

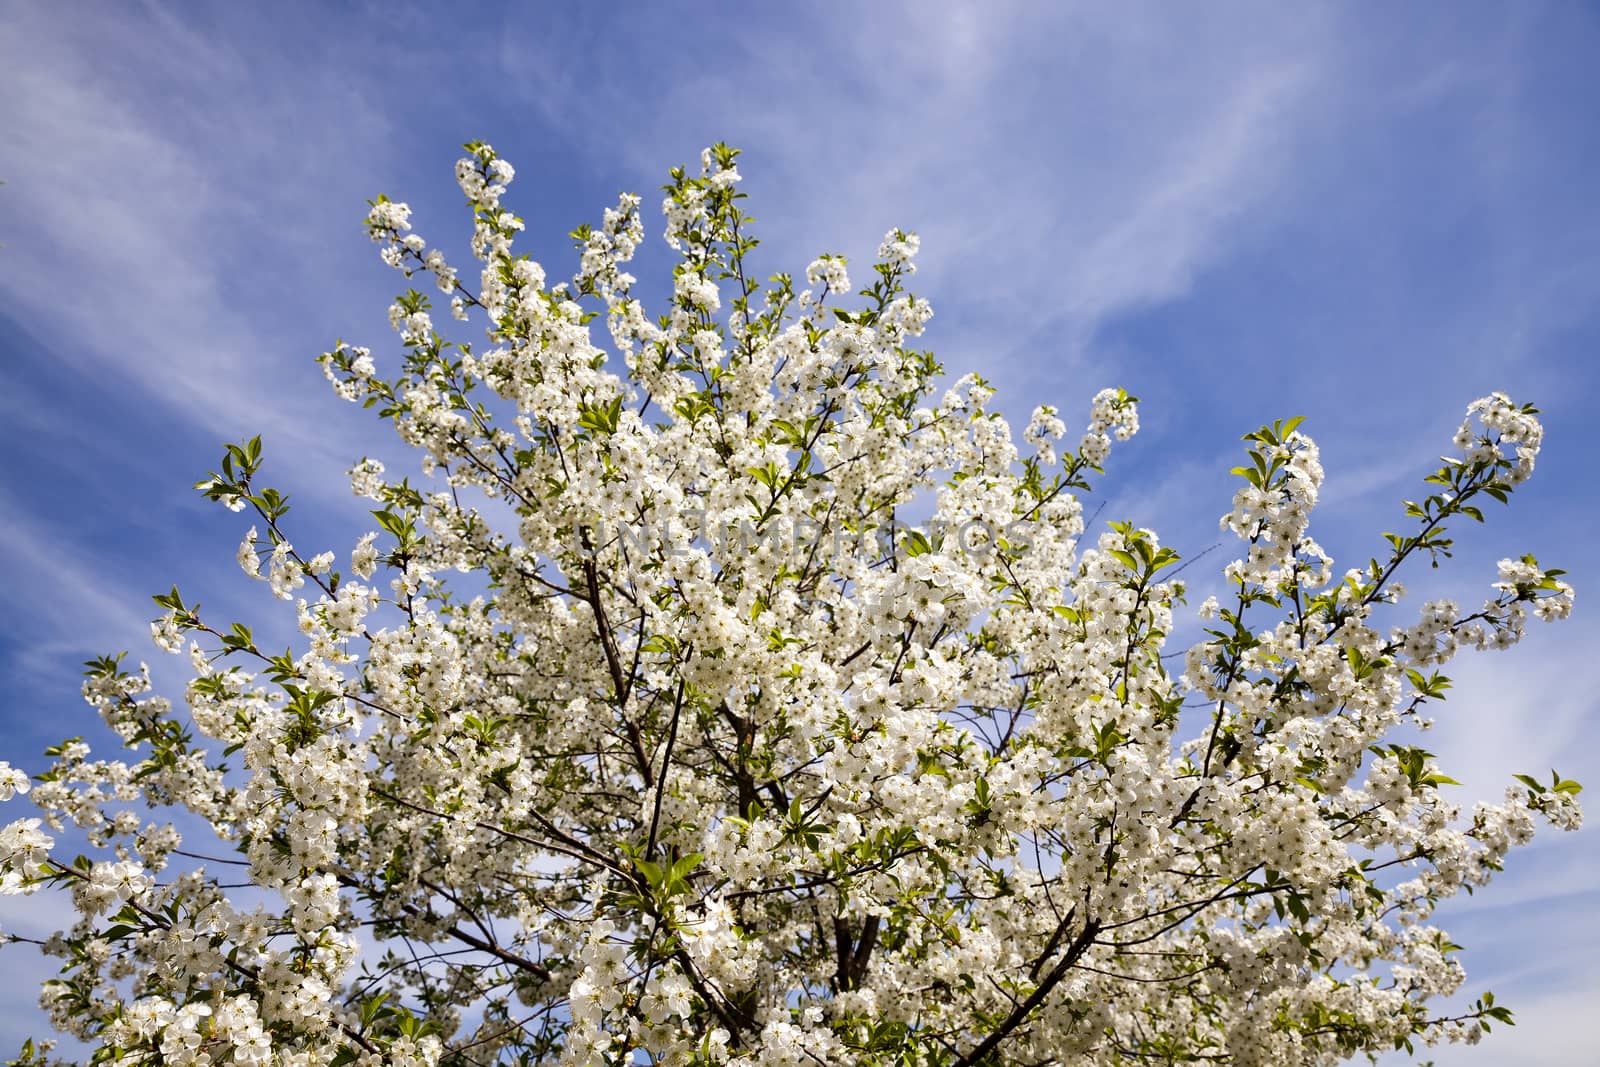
[0,143,1582,1067]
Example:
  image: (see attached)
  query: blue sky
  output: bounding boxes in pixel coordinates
[1,1,1597,1061]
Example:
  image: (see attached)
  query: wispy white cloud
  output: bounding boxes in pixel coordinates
[489,2,1331,386]
[0,3,399,500]
[1053,62,1312,351]
[1420,625,1600,813]
[0,491,151,663]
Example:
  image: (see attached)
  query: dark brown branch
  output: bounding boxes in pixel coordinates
[645,679,687,861]
[953,910,1101,1067]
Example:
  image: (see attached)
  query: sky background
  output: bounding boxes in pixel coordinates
[2,1,1598,1062]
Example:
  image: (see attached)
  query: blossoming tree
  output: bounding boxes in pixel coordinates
[0,143,1583,1067]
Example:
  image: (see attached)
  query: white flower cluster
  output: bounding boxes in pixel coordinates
[1079,386,1140,466]
[0,816,52,893]
[1455,391,1542,483]
[876,228,921,272]
[0,761,29,801]
[364,198,411,236]
[804,254,851,294]
[455,152,514,208]
[1495,555,1575,621]
[1219,425,1327,588]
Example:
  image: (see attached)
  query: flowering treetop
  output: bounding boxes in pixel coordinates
[0,142,1581,1067]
